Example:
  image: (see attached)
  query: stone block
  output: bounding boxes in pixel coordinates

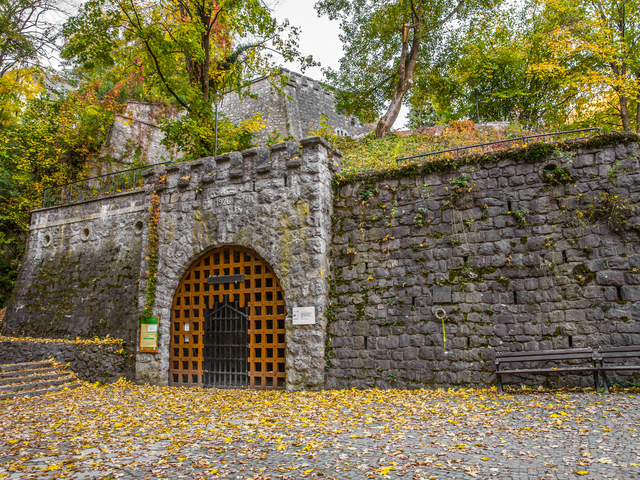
[432,285,452,303]
[573,154,594,168]
[620,286,640,302]
[595,148,615,164]
[615,144,628,159]
[596,270,625,286]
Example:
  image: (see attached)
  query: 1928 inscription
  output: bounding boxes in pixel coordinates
[216,197,232,207]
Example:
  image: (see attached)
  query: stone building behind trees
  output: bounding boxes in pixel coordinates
[94,70,371,173]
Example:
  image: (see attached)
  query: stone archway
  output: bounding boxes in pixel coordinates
[169,245,287,390]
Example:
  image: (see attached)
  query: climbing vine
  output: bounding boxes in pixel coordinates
[143,191,161,319]
[576,192,639,234]
[542,164,574,184]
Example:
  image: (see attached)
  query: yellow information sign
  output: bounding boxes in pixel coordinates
[140,318,158,352]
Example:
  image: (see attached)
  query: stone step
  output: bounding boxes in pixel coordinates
[0,382,81,401]
[0,371,66,386]
[0,375,76,394]
[0,361,54,373]
[0,366,60,379]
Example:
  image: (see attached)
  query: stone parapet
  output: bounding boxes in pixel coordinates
[2,190,146,344]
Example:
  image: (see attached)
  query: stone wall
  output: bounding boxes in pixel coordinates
[3,138,340,391]
[7,132,640,391]
[95,101,181,173]
[2,191,146,344]
[220,70,372,144]
[0,337,132,382]
[136,137,340,390]
[93,71,371,172]
[327,136,640,389]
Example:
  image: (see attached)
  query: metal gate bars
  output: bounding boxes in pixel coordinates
[203,298,249,388]
[169,246,287,390]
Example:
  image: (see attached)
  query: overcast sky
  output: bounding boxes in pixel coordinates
[272,1,409,130]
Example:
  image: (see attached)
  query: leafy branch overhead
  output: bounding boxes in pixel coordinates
[0,0,60,77]
[62,0,316,158]
[62,0,314,111]
[315,0,497,138]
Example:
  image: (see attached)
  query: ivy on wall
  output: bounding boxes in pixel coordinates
[143,192,160,319]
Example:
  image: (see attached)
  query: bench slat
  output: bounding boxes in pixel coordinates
[601,352,640,359]
[497,353,594,364]
[498,367,597,375]
[599,346,640,353]
[496,348,592,359]
[599,365,640,371]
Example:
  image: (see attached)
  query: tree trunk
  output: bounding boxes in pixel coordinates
[620,93,632,131]
[375,85,410,138]
[375,22,422,138]
[202,26,210,103]
[373,0,464,138]
[635,72,640,133]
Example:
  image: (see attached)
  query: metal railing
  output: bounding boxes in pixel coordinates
[395,127,602,166]
[42,162,169,208]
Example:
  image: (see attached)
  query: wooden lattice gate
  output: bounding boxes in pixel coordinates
[169,246,287,390]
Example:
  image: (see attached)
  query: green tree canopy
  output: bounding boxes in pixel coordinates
[418,1,588,126]
[62,0,315,157]
[315,0,496,138]
[537,0,640,131]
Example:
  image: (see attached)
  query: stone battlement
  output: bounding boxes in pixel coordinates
[143,137,341,191]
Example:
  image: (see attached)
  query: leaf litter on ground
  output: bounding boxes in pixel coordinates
[0,380,639,479]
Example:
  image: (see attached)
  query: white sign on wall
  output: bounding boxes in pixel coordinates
[292,307,316,325]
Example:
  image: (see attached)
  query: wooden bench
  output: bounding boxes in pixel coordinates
[495,348,600,393]
[597,346,640,394]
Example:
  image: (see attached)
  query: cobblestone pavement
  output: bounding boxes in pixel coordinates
[0,384,639,479]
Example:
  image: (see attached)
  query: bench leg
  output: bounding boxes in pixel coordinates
[497,374,503,394]
[592,369,599,393]
[599,360,610,394]
[602,370,610,395]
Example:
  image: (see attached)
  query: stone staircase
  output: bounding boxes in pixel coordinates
[0,360,81,400]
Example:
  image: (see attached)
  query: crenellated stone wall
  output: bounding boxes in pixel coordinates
[326,136,640,389]
[93,70,372,171]
[219,69,372,144]
[5,133,640,390]
[135,137,340,390]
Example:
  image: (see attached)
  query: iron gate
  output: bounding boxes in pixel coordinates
[203,297,249,388]
[170,245,287,390]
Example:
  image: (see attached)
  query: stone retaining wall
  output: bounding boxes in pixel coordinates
[327,136,640,389]
[5,132,640,391]
[2,191,146,345]
[0,337,132,383]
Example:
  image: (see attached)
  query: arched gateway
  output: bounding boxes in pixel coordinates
[169,246,287,390]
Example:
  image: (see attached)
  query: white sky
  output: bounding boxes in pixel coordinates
[272,0,409,130]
